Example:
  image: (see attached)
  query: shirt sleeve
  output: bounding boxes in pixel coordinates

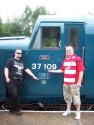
[76,57,85,72]
[5,58,13,70]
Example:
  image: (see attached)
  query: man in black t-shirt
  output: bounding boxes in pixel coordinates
[4,49,39,115]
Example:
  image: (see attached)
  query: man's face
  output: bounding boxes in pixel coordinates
[66,46,74,57]
[15,49,22,59]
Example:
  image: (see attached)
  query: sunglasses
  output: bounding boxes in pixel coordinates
[66,50,72,52]
[16,52,22,54]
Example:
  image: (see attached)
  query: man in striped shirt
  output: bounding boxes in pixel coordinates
[49,46,85,120]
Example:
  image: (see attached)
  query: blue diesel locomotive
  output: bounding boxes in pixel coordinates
[0,15,94,106]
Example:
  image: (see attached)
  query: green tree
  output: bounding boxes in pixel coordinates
[32,6,47,28]
[1,5,48,36]
[0,17,3,36]
[19,5,32,36]
[2,23,11,36]
[2,17,22,36]
[10,18,22,36]
[19,5,47,36]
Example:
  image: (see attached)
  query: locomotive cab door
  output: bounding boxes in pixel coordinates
[64,23,85,57]
[23,23,65,103]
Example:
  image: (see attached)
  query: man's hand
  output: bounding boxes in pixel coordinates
[48,70,56,73]
[6,78,10,83]
[76,82,81,87]
[48,69,63,73]
[33,76,39,80]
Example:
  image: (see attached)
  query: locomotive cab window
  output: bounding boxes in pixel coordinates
[42,27,60,48]
[33,27,60,49]
[70,28,78,49]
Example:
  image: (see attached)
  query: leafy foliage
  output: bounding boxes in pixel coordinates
[0,5,48,37]
[32,6,47,27]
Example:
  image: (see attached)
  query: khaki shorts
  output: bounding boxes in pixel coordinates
[63,84,81,105]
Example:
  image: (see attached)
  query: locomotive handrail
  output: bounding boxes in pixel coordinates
[82,46,85,61]
[82,46,85,85]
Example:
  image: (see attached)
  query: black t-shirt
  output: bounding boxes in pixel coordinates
[5,58,27,80]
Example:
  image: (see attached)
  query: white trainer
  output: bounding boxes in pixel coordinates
[75,112,81,120]
[62,110,71,116]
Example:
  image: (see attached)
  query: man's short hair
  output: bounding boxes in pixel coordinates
[15,48,22,53]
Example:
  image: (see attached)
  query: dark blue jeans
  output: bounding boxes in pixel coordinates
[7,79,22,112]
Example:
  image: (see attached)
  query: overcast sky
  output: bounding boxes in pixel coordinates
[0,0,94,22]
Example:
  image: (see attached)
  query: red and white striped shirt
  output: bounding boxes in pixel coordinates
[61,54,85,84]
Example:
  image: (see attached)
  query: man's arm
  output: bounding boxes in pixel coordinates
[25,68,39,80]
[4,68,10,83]
[77,71,84,87]
[48,69,63,73]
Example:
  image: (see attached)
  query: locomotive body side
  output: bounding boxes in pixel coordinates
[0,16,94,105]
